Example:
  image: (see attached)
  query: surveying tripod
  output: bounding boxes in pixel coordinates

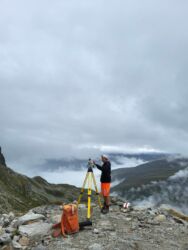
[77,160,102,220]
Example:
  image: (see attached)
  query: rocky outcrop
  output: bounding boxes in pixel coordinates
[0,147,6,166]
[1,198,188,250]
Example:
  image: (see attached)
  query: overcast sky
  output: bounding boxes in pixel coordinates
[1,0,188,168]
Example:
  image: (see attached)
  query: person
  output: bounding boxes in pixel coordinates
[94,155,111,214]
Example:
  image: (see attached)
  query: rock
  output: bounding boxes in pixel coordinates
[12,240,22,249]
[16,212,45,226]
[78,204,86,209]
[111,196,118,204]
[2,214,9,219]
[11,219,19,229]
[182,243,188,250]
[30,205,57,216]
[31,245,46,250]
[96,219,114,231]
[0,225,4,235]
[116,201,124,206]
[0,147,6,166]
[19,236,30,246]
[146,208,157,216]
[0,233,12,244]
[8,212,15,221]
[124,217,132,222]
[50,214,61,224]
[13,235,20,242]
[5,226,16,234]
[120,208,130,213]
[168,209,188,222]
[88,243,103,250]
[173,217,185,224]
[42,238,51,246]
[109,205,119,212]
[3,218,10,227]
[154,214,166,222]
[19,222,52,239]
[1,245,13,250]
[93,228,99,234]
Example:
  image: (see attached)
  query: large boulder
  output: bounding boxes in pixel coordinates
[16,212,45,227]
[19,222,52,240]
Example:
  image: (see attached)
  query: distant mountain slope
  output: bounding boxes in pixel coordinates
[111,157,188,197]
[0,149,80,213]
[34,152,168,172]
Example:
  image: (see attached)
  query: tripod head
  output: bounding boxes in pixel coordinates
[87,159,95,172]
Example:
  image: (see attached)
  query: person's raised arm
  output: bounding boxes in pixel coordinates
[93,161,102,171]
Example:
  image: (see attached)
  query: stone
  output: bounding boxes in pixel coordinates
[109,206,119,212]
[8,212,15,221]
[32,245,49,250]
[0,233,12,244]
[120,208,129,213]
[173,217,184,224]
[42,239,51,246]
[116,201,124,206]
[13,235,20,242]
[0,225,4,235]
[96,219,113,231]
[1,245,13,250]
[93,228,99,234]
[2,214,9,218]
[19,236,30,246]
[12,241,22,249]
[3,218,10,227]
[50,214,61,224]
[5,226,16,234]
[11,219,19,228]
[154,214,166,222]
[88,243,103,250]
[78,204,86,209]
[111,196,118,204]
[124,217,132,222]
[19,222,52,239]
[17,212,45,226]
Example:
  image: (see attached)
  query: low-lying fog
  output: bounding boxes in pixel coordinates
[21,156,145,188]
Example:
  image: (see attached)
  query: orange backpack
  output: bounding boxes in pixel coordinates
[52,204,79,237]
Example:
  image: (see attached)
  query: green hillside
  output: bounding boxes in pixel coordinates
[0,162,80,213]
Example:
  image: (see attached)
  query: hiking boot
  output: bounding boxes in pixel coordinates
[101,206,106,213]
[101,202,106,213]
[101,207,109,214]
[101,205,109,214]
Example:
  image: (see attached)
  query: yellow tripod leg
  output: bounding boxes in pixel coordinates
[91,172,102,208]
[87,173,92,219]
[78,172,89,205]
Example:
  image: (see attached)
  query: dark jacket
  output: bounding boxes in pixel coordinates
[95,161,111,183]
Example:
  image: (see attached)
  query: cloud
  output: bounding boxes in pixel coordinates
[0,0,188,169]
[18,156,142,188]
[127,168,188,215]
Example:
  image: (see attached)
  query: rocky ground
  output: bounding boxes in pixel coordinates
[0,197,188,250]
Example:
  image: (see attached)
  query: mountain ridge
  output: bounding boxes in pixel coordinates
[0,149,80,213]
[112,157,188,193]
